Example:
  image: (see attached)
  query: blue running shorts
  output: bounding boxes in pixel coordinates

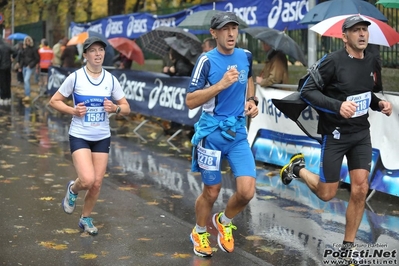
[195,129,256,186]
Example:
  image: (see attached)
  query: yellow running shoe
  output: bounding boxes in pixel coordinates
[280,153,305,185]
[190,227,213,257]
[212,212,237,253]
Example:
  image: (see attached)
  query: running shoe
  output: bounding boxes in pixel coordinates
[280,153,305,185]
[212,212,237,253]
[78,217,98,235]
[190,227,213,257]
[62,181,77,214]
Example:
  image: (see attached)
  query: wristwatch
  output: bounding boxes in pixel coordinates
[247,96,259,106]
[115,105,121,114]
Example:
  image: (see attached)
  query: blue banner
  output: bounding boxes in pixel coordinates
[70,0,316,39]
[47,67,202,126]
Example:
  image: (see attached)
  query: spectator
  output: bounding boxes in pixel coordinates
[13,42,24,84]
[18,36,40,103]
[256,42,289,89]
[113,53,132,69]
[52,37,68,67]
[0,38,16,105]
[162,54,173,75]
[202,37,216,53]
[165,48,194,77]
[38,39,54,86]
[61,45,79,68]
[35,38,46,84]
[164,48,194,134]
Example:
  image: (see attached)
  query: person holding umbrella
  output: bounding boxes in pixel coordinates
[280,15,392,262]
[256,41,289,89]
[186,11,258,257]
[49,36,130,235]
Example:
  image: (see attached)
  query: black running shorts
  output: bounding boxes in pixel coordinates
[319,129,372,183]
[69,135,111,154]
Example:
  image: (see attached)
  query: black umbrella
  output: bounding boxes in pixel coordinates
[138,26,202,64]
[272,92,321,144]
[164,36,201,64]
[243,27,307,66]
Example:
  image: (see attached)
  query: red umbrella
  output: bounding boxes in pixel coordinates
[310,14,399,47]
[108,37,145,65]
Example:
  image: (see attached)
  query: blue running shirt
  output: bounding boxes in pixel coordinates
[188,48,253,120]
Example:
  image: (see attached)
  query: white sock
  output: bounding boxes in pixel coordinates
[220,212,232,225]
[195,224,207,234]
[69,186,77,195]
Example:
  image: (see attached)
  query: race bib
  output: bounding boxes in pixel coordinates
[197,145,221,171]
[83,107,106,126]
[347,91,371,118]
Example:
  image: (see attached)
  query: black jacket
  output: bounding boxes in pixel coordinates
[301,48,382,135]
[0,39,16,70]
[19,45,40,69]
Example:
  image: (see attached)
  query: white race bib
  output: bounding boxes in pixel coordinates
[83,107,106,127]
[197,145,221,171]
[347,91,371,118]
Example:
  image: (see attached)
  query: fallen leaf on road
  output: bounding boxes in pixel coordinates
[245,235,264,241]
[172,252,191,258]
[39,241,68,250]
[40,197,55,201]
[80,253,98,259]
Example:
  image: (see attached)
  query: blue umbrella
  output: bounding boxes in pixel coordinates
[7,32,28,40]
[300,0,387,24]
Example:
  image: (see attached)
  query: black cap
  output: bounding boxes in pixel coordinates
[342,15,371,32]
[83,36,107,52]
[210,11,240,29]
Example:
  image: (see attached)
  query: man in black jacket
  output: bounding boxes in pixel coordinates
[0,38,16,105]
[279,15,392,261]
[18,36,39,103]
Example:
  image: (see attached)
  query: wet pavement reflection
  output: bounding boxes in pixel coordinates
[1,93,399,266]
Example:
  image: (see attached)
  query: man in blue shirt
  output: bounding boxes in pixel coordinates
[186,11,259,257]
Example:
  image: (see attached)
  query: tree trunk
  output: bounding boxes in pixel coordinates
[66,0,78,36]
[108,0,126,16]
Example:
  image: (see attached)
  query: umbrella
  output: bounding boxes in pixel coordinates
[108,37,145,65]
[177,10,248,31]
[164,36,201,64]
[137,26,202,64]
[300,0,387,24]
[7,32,28,40]
[67,31,114,66]
[310,14,399,47]
[67,31,109,46]
[376,0,399,8]
[242,27,307,66]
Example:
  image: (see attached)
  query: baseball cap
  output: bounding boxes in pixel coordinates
[83,36,107,52]
[342,15,371,32]
[210,11,240,29]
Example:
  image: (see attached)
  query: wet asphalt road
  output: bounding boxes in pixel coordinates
[1,89,399,266]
